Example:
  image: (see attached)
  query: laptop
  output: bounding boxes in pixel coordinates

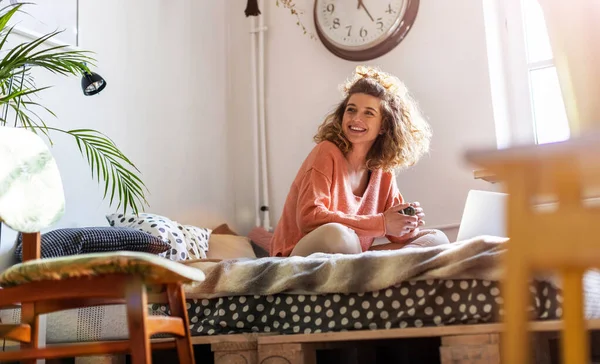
[456,190,508,241]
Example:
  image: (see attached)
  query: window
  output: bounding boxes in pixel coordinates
[488,0,570,146]
[521,0,570,144]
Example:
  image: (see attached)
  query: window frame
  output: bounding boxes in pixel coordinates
[491,0,565,147]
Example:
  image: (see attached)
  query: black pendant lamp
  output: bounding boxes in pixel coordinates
[81,71,107,96]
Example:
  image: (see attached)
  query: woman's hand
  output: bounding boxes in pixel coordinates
[383,203,420,237]
[411,201,425,226]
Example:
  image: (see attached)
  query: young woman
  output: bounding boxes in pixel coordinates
[270,66,449,257]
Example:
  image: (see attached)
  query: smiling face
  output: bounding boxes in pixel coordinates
[341,93,383,149]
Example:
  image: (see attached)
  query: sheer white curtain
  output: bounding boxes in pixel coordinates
[538,0,600,136]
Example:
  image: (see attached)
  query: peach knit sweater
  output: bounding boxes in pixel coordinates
[270,141,411,257]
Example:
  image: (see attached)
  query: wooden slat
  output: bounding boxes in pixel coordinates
[0,323,31,343]
[257,319,600,345]
[0,275,128,307]
[32,292,169,316]
[21,232,40,262]
[0,340,132,361]
[211,341,258,352]
[149,339,177,351]
[441,333,499,346]
[146,316,185,337]
[35,298,126,315]
[190,333,268,345]
[147,292,169,304]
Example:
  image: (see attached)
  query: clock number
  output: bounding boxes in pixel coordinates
[346,25,352,36]
[360,27,368,38]
[377,18,384,31]
[386,3,395,14]
[332,18,340,29]
[326,3,334,13]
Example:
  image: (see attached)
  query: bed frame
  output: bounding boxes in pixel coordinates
[59,318,596,363]
[205,319,585,363]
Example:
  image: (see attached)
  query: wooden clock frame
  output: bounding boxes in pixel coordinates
[313,0,420,62]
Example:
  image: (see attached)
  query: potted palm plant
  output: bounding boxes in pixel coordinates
[0,2,148,215]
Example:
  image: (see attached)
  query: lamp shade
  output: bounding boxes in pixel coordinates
[81,72,107,96]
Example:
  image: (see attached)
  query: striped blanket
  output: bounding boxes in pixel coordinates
[184,235,509,299]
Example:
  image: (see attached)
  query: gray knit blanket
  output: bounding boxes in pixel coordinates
[184,235,509,299]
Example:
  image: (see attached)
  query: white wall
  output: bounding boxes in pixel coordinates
[1,0,503,249]
[3,0,231,235]
[228,0,500,235]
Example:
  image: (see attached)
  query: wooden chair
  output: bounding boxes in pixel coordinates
[0,127,204,363]
[466,133,600,364]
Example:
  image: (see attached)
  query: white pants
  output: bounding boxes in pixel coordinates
[290,223,449,257]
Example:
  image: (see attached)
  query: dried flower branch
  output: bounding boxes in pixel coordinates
[276,0,316,39]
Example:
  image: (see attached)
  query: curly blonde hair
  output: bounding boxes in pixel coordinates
[314,66,431,171]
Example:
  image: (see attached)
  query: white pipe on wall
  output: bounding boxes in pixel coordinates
[248,0,271,231]
[257,0,271,231]
[249,15,261,229]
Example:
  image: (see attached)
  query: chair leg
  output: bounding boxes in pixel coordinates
[19,232,42,364]
[19,232,41,364]
[125,277,151,364]
[167,283,195,364]
[19,302,38,364]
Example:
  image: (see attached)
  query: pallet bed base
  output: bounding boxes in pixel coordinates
[55,334,499,364]
[208,318,595,364]
[211,334,501,364]
[70,319,600,363]
[440,334,500,364]
[213,340,258,364]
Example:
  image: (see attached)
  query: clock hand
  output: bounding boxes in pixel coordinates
[358,1,375,22]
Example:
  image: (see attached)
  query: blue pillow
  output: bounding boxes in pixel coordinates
[14,227,171,261]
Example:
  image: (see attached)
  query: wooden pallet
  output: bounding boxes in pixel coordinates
[45,318,600,363]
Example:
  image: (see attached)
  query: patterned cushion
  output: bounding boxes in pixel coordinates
[0,251,206,287]
[13,227,171,262]
[106,213,210,261]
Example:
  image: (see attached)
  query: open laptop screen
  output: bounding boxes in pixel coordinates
[456,190,508,241]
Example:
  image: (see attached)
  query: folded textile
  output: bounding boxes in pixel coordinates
[184,235,509,298]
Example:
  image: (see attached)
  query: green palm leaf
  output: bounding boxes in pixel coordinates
[54,127,148,215]
[0,2,149,214]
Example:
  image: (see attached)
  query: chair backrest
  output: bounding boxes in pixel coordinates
[0,126,65,269]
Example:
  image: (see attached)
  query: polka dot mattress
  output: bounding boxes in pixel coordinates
[152,278,563,336]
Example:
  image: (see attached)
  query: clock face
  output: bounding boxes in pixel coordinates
[314,0,419,61]
[315,0,407,50]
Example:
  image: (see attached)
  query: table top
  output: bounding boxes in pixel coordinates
[465,132,600,198]
[465,132,600,166]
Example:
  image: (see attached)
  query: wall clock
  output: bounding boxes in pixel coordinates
[314,0,419,61]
